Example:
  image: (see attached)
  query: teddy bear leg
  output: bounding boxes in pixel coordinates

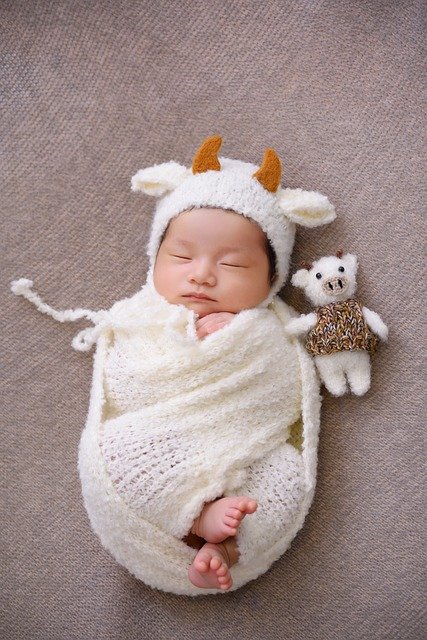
[345,350,371,396]
[314,353,347,396]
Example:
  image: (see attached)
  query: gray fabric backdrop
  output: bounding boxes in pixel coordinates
[2,1,425,638]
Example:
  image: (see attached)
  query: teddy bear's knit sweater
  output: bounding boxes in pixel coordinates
[10,278,322,596]
[305,299,379,356]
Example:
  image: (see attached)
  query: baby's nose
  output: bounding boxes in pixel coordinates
[188,260,216,286]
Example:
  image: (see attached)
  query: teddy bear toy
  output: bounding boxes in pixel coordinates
[285,251,388,396]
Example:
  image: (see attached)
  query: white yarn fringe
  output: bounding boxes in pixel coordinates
[10,278,107,351]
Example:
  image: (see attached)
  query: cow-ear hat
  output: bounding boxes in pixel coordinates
[132,135,336,299]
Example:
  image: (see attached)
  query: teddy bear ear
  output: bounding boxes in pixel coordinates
[131,161,190,196]
[291,268,310,289]
[342,252,358,272]
[278,188,336,227]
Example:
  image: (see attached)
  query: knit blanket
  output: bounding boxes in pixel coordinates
[10,279,322,596]
[100,284,302,539]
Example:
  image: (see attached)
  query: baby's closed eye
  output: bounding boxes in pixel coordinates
[171,254,191,261]
[220,262,248,268]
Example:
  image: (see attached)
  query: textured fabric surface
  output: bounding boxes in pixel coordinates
[100,286,302,538]
[305,299,379,356]
[132,148,335,299]
[2,0,425,638]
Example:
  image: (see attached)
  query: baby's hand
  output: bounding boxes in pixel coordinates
[195,312,236,339]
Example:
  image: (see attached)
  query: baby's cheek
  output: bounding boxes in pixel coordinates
[154,265,180,301]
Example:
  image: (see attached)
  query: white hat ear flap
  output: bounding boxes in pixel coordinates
[291,268,310,289]
[278,188,336,228]
[131,161,189,196]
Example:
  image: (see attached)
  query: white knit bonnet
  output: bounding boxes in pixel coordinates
[131,135,336,300]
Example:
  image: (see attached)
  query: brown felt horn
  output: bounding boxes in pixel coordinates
[192,135,222,173]
[300,260,313,270]
[252,148,281,193]
[336,250,344,258]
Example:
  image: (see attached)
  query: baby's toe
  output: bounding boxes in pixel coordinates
[226,507,243,520]
[224,515,240,528]
[194,551,211,573]
[238,498,257,513]
[216,564,232,586]
[247,499,257,512]
[219,578,232,590]
[210,555,222,571]
[222,524,237,538]
[216,564,228,577]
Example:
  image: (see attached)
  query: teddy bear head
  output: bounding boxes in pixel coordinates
[291,251,358,306]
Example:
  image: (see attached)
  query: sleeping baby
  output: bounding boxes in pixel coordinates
[11,135,336,595]
[151,204,277,590]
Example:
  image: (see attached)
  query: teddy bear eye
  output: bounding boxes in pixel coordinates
[316,272,322,279]
[338,266,345,273]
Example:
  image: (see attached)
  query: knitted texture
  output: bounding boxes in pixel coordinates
[232,443,305,563]
[10,279,322,595]
[305,299,379,356]
[101,284,302,539]
[131,136,336,301]
[144,157,296,297]
[252,148,282,192]
[78,289,321,595]
[191,134,222,173]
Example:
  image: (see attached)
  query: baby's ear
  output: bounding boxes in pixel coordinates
[278,188,336,227]
[291,268,310,289]
[131,161,189,196]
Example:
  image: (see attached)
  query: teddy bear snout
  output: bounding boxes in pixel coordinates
[322,276,349,296]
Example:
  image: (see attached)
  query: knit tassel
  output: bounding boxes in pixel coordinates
[10,278,107,352]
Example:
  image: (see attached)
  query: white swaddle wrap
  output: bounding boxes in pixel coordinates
[11,135,336,594]
[11,278,322,596]
[10,137,336,594]
[101,283,302,540]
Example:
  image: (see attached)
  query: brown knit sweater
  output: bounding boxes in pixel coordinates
[305,299,379,356]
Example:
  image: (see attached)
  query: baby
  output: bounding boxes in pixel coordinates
[11,136,335,595]
[152,205,278,590]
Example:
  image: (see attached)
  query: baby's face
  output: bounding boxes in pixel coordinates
[153,208,271,318]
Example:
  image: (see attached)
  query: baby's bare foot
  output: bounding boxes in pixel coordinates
[191,496,257,543]
[188,542,233,591]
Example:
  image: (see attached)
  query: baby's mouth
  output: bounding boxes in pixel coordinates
[183,292,215,302]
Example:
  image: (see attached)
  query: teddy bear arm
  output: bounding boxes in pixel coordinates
[362,306,388,342]
[284,312,317,336]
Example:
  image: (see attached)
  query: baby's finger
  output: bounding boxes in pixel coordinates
[196,321,224,339]
[195,315,218,330]
[196,323,214,339]
[195,317,211,330]
[206,322,228,334]
[196,313,223,327]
